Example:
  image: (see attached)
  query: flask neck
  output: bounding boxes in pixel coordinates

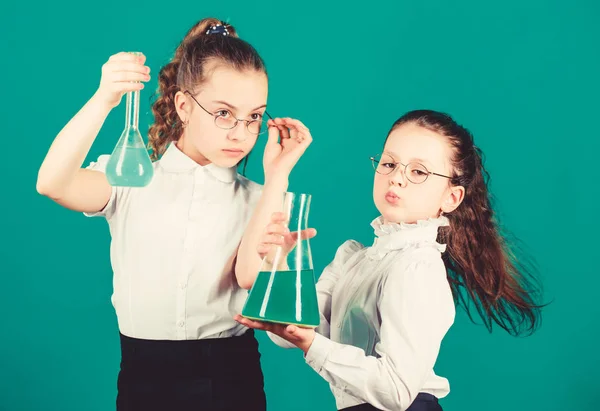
[125,91,140,130]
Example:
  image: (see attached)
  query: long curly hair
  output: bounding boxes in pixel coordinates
[387,110,544,336]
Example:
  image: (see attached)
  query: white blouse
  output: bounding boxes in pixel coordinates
[269,216,455,411]
[85,142,262,340]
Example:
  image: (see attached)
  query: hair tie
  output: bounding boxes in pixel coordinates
[206,22,230,36]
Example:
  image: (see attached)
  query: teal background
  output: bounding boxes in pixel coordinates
[1,0,598,410]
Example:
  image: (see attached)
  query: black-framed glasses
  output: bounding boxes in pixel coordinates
[184,90,273,135]
[370,153,453,184]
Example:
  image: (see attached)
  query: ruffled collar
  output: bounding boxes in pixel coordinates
[366,215,449,260]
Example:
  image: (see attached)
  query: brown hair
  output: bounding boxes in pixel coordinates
[148,18,267,161]
[388,110,544,336]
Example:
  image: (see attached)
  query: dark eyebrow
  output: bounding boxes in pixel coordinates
[212,100,237,110]
[212,100,267,112]
[384,151,431,167]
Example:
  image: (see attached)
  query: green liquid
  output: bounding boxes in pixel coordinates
[106,147,154,187]
[242,269,320,328]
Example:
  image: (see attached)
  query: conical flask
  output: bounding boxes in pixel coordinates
[242,192,320,328]
[105,53,154,187]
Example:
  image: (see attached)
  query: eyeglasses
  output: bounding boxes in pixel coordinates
[370,153,453,184]
[184,91,273,135]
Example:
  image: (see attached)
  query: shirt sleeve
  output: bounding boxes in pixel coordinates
[304,251,455,411]
[82,154,118,220]
[267,240,363,348]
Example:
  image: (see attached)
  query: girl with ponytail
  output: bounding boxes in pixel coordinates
[37,18,312,411]
[237,110,543,411]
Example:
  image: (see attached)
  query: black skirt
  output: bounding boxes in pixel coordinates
[116,329,266,411]
[340,393,442,411]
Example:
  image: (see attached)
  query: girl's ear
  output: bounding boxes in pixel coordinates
[441,185,465,213]
[174,91,191,123]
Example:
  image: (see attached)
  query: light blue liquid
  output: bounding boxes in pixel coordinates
[106,87,154,188]
[105,146,154,187]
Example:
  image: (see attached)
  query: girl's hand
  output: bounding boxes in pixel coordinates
[258,211,317,263]
[262,118,312,183]
[94,52,151,109]
[234,315,316,354]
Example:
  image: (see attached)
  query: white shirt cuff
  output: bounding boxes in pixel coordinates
[305,332,333,372]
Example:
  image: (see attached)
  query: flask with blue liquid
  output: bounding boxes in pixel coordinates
[105,52,154,187]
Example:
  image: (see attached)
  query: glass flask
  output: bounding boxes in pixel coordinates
[242,192,320,328]
[105,52,154,187]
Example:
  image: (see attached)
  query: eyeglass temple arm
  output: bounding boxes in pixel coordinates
[431,172,453,179]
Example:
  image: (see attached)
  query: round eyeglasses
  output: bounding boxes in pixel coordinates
[184,91,273,135]
[370,153,453,184]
